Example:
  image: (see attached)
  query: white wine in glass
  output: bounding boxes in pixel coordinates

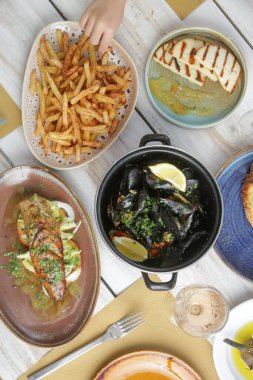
[165,285,229,338]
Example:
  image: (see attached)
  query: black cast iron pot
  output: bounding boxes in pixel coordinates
[95,134,223,291]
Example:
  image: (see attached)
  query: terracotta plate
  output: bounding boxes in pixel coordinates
[0,165,100,347]
[94,351,202,380]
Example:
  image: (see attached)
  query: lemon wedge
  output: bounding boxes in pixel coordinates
[22,260,35,273]
[149,163,186,192]
[112,236,148,263]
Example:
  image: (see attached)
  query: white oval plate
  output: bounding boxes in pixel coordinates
[213,299,253,380]
[22,21,138,170]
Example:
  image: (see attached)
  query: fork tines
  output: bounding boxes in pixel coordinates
[117,312,144,333]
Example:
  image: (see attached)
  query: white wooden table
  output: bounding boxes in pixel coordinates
[0,1,253,379]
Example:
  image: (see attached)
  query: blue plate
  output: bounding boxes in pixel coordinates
[215,148,253,281]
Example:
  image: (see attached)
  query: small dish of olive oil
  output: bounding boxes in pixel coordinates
[232,321,253,380]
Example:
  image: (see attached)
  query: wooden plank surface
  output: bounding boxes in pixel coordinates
[1,0,253,379]
[214,0,253,47]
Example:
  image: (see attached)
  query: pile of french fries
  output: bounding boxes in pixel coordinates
[29,29,132,163]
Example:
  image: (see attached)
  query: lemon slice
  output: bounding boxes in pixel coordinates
[149,163,186,192]
[112,236,148,263]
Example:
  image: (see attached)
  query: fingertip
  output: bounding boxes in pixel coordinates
[98,33,113,54]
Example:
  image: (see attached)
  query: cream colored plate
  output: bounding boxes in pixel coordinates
[94,351,202,380]
[22,21,138,170]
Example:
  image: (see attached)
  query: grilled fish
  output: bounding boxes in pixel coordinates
[169,38,218,82]
[242,164,253,228]
[153,41,206,87]
[19,194,65,300]
[194,44,242,93]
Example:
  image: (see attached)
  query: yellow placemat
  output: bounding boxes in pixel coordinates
[0,84,21,138]
[20,277,219,380]
[165,0,206,19]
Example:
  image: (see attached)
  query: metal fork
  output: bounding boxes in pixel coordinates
[28,312,144,380]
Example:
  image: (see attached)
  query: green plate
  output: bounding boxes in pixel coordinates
[145,27,247,129]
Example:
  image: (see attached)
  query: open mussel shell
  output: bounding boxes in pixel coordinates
[145,173,175,195]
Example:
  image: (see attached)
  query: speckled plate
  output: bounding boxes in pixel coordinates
[22,21,138,170]
[94,351,202,380]
[214,148,253,281]
[145,27,247,129]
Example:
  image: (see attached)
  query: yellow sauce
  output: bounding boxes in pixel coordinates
[149,77,214,116]
[232,321,253,379]
[125,373,171,380]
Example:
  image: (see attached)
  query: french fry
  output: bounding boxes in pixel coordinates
[49,58,63,69]
[62,32,69,55]
[63,43,77,77]
[69,107,81,144]
[123,70,132,81]
[62,92,68,127]
[103,110,109,124]
[82,141,103,148]
[101,52,109,65]
[64,146,92,155]
[48,132,74,140]
[29,69,37,95]
[46,112,61,123]
[70,83,100,105]
[50,97,62,112]
[96,64,117,72]
[75,105,104,123]
[89,44,97,72]
[37,50,48,95]
[93,94,116,104]
[75,144,81,162]
[48,139,72,146]
[81,39,90,56]
[72,35,88,65]
[36,80,46,122]
[80,124,108,133]
[74,67,86,96]
[36,113,48,154]
[46,41,59,60]
[46,71,62,102]
[40,37,51,63]
[111,73,125,86]
[84,61,91,88]
[56,29,63,51]
[44,66,58,74]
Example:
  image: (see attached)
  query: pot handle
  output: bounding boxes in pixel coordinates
[139,134,171,147]
[142,272,178,291]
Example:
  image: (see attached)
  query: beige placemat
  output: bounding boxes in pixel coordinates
[165,0,206,19]
[20,277,219,380]
[0,84,21,138]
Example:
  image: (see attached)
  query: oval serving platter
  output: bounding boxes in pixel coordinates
[22,21,138,170]
[0,165,100,347]
[145,27,247,129]
[214,147,253,281]
[94,351,202,380]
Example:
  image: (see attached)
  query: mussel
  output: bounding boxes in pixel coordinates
[116,191,137,211]
[119,165,143,194]
[145,173,174,195]
[159,198,195,216]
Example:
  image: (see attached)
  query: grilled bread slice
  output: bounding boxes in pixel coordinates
[169,38,218,82]
[153,41,206,87]
[242,164,253,228]
[195,44,242,93]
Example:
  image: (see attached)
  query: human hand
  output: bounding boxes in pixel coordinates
[80,0,126,54]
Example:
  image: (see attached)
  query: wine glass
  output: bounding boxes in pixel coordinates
[164,284,229,338]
